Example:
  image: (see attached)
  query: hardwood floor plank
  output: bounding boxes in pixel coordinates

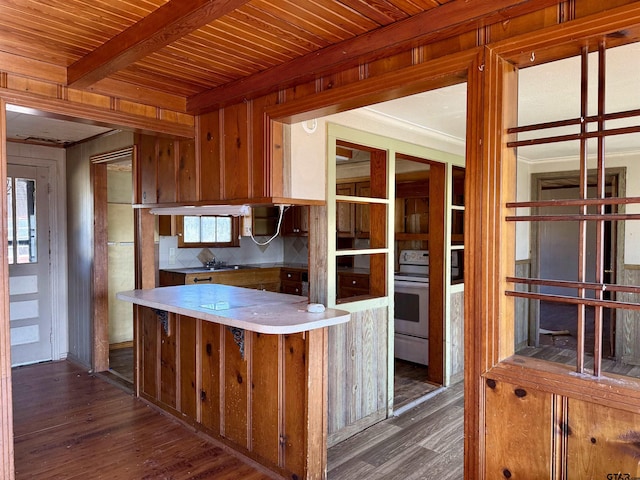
[12,361,277,480]
[328,381,464,480]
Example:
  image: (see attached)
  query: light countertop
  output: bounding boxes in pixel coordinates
[117,284,349,334]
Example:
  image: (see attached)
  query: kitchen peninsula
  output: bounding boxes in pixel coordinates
[117,284,350,480]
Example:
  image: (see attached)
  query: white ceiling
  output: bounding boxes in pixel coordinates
[6,105,114,146]
[5,41,639,158]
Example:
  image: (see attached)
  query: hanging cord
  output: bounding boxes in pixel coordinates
[248,205,287,246]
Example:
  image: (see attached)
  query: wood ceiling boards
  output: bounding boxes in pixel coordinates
[0,0,562,115]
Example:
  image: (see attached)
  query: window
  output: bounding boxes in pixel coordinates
[508,41,640,379]
[176,215,240,248]
[7,176,37,264]
[333,140,388,303]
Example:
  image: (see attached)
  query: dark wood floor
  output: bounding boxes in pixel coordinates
[12,361,278,480]
[327,380,464,480]
[12,359,464,479]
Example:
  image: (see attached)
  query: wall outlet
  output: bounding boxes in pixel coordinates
[169,247,176,265]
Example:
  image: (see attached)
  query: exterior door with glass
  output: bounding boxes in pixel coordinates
[7,164,52,366]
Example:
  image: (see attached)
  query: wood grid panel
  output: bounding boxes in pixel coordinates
[327,307,388,446]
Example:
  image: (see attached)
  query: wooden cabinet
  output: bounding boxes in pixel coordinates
[251,206,280,237]
[395,179,430,241]
[336,183,355,238]
[337,271,370,300]
[355,182,370,238]
[282,206,309,236]
[336,181,370,238]
[135,133,196,205]
[159,267,281,292]
[137,306,324,480]
[280,268,308,296]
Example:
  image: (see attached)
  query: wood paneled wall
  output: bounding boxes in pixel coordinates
[485,375,640,478]
[66,131,134,367]
[449,289,465,384]
[327,307,388,447]
[137,306,327,480]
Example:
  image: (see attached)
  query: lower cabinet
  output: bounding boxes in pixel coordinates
[137,306,326,480]
[280,268,308,296]
[159,268,281,291]
[337,271,370,300]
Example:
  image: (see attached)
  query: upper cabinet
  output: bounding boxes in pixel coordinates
[135,94,318,208]
[135,133,196,205]
[282,205,309,236]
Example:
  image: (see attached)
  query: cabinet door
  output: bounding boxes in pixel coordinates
[283,206,309,236]
[157,137,176,203]
[136,133,158,204]
[355,182,370,238]
[336,183,355,238]
[177,139,197,203]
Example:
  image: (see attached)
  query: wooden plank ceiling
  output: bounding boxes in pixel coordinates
[0,0,560,115]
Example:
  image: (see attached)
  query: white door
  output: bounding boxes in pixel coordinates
[7,164,52,366]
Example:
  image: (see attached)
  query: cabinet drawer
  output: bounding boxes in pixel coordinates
[281,282,303,296]
[185,274,215,284]
[281,269,303,282]
[338,273,369,290]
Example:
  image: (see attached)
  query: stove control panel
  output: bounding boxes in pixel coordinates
[399,250,429,266]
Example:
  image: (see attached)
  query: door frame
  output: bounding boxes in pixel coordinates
[91,146,135,373]
[529,168,625,351]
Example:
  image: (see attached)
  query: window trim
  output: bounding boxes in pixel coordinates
[175,215,240,248]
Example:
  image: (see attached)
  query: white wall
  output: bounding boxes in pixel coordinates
[289,108,466,201]
[517,151,640,264]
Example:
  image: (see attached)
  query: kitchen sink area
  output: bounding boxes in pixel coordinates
[177,264,256,272]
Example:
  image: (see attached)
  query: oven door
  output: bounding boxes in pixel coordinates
[394,279,429,338]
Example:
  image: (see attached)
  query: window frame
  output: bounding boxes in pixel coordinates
[175,214,240,248]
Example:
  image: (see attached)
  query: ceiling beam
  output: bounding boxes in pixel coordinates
[187,0,562,114]
[67,0,252,89]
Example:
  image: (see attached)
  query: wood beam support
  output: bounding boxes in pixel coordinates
[67,0,252,89]
[187,0,562,114]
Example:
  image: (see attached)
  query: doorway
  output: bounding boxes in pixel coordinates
[393,155,446,409]
[528,169,621,360]
[92,148,135,384]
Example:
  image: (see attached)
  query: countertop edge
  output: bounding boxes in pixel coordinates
[116,285,350,334]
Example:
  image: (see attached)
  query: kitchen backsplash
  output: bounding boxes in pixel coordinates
[158,235,308,269]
